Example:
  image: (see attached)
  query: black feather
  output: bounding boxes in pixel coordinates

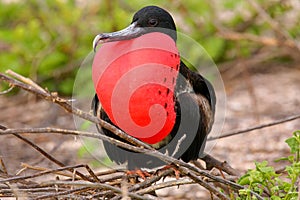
[91,6,216,169]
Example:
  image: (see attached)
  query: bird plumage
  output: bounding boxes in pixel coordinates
[92,6,216,169]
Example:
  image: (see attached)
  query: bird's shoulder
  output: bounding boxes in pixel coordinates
[177,61,216,110]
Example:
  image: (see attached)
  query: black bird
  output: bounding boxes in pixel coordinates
[92,6,216,169]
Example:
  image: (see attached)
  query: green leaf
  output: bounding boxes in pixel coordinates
[285,137,299,154]
[270,196,281,200]
[238,174,250,185]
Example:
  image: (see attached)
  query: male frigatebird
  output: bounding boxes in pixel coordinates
[92,6,216,169]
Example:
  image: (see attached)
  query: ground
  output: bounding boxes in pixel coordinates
[0,63,299,199]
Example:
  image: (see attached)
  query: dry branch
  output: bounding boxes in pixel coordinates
[0,70,266,199]
[2,70,153,150]
[218,30,297,49]
[246,0,300,52]
[0,126,246,199]
[40,181,153,200]
[208,113,300,141]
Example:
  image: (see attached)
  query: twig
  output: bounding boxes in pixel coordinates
[36,186,91,200]
[218,31,297,48]
[0,70,265,199]
[246,0,300,52]
[20,163,74,178]
[6,70,48,95]
[0,164,94,184]
[0,157,8,175]
[0,84,14,95]
[202,154,240,176]
[0,187,67,194]
[0,128,242,186]
[12,133,92,182]
[112,169,174,200]
[0,125,262,198]
[129,169,173,192]
[94,168,125,176]
[0,72,153,150]
[0,125,7,130]
[208,113,300,140]
[20,163,100,183]
[100,174,124,184]
[0,127,248,198]
[41,180,154,200]
[178,167,230,200]
[137,178,194,195]
[0,127,152,158]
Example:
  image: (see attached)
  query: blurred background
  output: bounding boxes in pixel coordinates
[1,0,299,94]
[0,0,300,198]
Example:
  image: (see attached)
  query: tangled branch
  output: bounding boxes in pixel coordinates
[0,70,265,199]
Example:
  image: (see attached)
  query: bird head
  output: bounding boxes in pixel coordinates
[93,6,177,51]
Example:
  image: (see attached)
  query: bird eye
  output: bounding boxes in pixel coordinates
[148,18,158,27]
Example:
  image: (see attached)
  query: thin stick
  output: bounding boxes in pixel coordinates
[246,0,300,52]
[0,126,262,199]
[12,133,92,182]
[0,72,153,150]
[0,127,152,155]
[0,157,8,175]
[0,71,265,199]
[6,70,47,95]
[0,164,94,184]
[208,113,300,140]
[0,125,7,130]
[36,186,91,200]
[0,127,237,186]
[202,154,240,176]
[20,163,74,178]
[218,31,297,49]
[137,178,194,195]
[0,84,14,95]
[41,181,153,200]
[179,167,230,200]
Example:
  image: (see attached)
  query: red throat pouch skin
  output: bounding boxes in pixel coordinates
[92,32,180,144]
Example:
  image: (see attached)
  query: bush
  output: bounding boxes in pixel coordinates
[237,131,300,199]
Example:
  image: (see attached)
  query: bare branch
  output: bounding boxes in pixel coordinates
[40,180,154,200]
[0,84,14,95]
[36,186,91,200]
[0,70,265,199]
[0,72,153,150]
[137,178,193,195]
[202,154,239,176]
[208,113,300,141]
[12,133,92,182]
[0,126,251,198]
[218,30,297,49]
[0,164,92,184]
[246,0,300,52]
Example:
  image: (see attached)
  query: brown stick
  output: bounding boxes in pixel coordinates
[218,31,297,48]
[208,113,300,140]
[12,133,93,182]
[0,72,152,150]
[0,127,247,199]
[202,154,240,176]
[0,70,265,199]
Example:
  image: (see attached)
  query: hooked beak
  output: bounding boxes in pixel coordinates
[93,22,145,52]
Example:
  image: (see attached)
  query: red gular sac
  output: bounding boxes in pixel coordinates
[92,32,180,144]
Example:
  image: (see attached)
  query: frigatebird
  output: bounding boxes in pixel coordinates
[92,5,216,169]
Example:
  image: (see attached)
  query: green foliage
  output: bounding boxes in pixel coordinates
[285,131,300,163]
[237,131,300,199]
[0,0,92,94]
[1,0,299,94]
